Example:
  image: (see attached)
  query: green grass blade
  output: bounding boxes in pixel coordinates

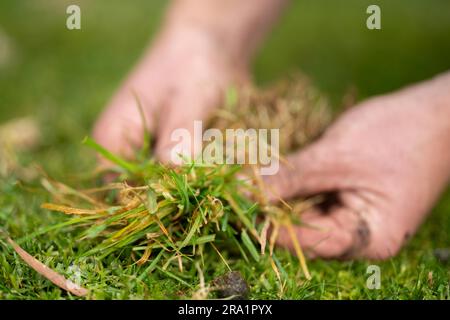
[241,229,260,262]
[82,136,137,173]
[137,250,165,281]
[155,266,194,289]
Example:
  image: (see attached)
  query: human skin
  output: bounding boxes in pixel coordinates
[265,72,450,259]
[93,0,288,162]
[93,0,450,259]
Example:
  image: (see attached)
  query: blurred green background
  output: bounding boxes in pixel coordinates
[0,0,449,299]
[1,0,450,123]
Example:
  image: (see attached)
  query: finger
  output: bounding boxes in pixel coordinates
[276,206,370,259]
[154,84,221,164]
[263,141,353,202]
[93,89,157,164]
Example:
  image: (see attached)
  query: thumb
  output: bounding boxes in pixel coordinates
[264,142,374,259]
[275,204,370,259]
[263,141,350,202]
[154,87,221,164]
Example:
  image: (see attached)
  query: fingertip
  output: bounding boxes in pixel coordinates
[154,116,204,165]
[275,208,357,259]
[93,121,128,157]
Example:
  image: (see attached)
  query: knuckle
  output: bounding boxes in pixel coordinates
[366,225,404,260]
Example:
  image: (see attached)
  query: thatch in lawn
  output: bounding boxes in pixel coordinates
[35,75,332,290]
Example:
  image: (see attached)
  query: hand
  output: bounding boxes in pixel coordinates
[93,0,287,164]
[265,78,450,259]
[93,25,248,163]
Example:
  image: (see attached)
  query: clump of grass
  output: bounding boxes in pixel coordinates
[28,76,332,294]
[210,75,331,154]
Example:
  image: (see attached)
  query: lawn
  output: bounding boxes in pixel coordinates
[0,0,449,299]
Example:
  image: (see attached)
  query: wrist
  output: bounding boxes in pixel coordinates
[161,0,287,68]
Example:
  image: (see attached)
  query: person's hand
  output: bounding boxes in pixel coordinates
[93,26,248,163]
[265,79,450,259]
[93,0,288,164]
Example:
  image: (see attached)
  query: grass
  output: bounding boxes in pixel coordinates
[2,79,329,299]
[0,0,450,299]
